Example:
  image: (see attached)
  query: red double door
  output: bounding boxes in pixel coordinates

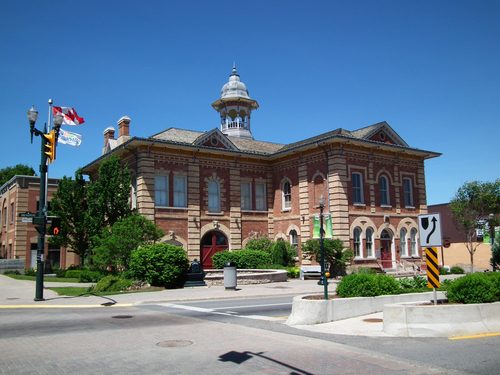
[201,231,228,269]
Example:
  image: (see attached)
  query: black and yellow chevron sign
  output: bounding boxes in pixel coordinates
[425,247,440,288]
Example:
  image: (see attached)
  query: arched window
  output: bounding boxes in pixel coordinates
[282,179,292,210]
[379,175,390,206]
[366,228,374,258]
[353,227,362,258]
[208,180,220,213]
[410,228,418,256]
[400,228,408,257]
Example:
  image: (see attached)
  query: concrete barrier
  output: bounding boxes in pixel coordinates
[204,269,287,286]
[0,259,25,274]
[383,301,500,337]
[286,291,446,325]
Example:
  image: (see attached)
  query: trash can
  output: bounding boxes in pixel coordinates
[223,261,237,290]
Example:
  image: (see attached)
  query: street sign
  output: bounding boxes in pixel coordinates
[425,247,441,288]
[21,217,34,223]
[418,213,442,247]
[19,212,35,218]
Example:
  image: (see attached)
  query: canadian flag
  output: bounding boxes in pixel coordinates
[52,106,85,125]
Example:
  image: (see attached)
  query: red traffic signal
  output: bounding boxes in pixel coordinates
[48,217,61,236]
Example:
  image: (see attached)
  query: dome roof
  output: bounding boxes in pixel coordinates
[220,66,251,99]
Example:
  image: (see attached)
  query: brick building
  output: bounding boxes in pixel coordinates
[83,67,440,270]
[0,175,77,270]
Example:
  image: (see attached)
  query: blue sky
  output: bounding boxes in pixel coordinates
[1,0,498,205]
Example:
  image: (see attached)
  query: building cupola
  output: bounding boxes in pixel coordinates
[211,65,259,139]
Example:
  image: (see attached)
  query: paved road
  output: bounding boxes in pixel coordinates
[2,297,499,374]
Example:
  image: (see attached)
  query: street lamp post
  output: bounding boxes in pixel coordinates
[27,102,62,301]
[318,196,328,300]
[489,213,496,271]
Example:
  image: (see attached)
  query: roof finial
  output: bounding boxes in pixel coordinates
[231,62,238,76]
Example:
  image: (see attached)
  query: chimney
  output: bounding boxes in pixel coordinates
[102,127,115,155]
[117,116,131,145]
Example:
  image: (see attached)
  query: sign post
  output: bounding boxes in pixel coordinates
[418,214,443,305]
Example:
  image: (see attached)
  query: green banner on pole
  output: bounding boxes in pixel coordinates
[313,214,333,239]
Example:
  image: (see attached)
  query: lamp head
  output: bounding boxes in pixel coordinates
[53,114,63,129]
[27,105,38,126]
[319,195,325,209]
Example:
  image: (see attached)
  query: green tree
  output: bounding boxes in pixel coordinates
[245,234,274,253]
[93,214,164,272]
[49,170,91,266]
[0,164,36,186]
[302,238,354,277]
[450,180,500,272]
[86,155,132,243]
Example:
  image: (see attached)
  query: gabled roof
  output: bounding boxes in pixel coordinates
[193,128,239,151]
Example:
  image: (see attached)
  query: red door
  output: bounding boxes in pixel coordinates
[380,230,392,269]
[201,231,228,269]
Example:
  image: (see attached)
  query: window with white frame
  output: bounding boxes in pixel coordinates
[173,175,187,207]
[154,175,169,206]
[241,182,252,210]
[353,227,362,257]
[400,228,408,257]
[208,180,220,213]
[255,182,266,211]
[366,228,374,258]
[352,172,364,204]
[130,177,137,209]
[403,177,414,207]
[379,175,390,206]
[410,228,418,256]
[282,179,291,210]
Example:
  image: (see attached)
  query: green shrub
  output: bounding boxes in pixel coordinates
[245,235,274,253]
[446,273,498,304]
[485,272,500,300]
[398,275,427,291]
[212,250,272,269]
[128,243,189,288]
[212,251,239,269]
[286,266,300,278]
[64,270,83,279]
[53,267,66,278]
[79,270,103,283]
[355,267,377,274]
[91,275,133,293]
[336,273,400,297]
[450,266,465,274]
[24,268,36,276]
[439,267,450,275]
[270,240,295,266]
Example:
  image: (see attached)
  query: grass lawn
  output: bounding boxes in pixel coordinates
[48,286,165,297]
[6,274,80,283]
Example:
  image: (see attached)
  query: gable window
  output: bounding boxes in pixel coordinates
[410,229,418,256]
[366,228,374,258]
[208,180,220,213]
[255,182,266,211]
[353,227,362,258]
[403,177,414,207]
[379,175,390,206]
[155,175,169,206]
[241,182,252,210]
[173,175,187,207]
[400,228,408,257]
[352,172,364,204]
[282,179,292,210]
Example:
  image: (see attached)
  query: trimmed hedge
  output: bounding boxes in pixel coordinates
[128,243,189,288]
[212,250,272,269]
[446,272,500,304]
[336,273,400,297]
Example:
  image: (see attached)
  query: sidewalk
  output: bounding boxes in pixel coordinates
[0,274,384,336]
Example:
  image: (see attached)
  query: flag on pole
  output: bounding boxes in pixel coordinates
[312,214,333,239]
[58,128,82,147]
[52,106,85,125]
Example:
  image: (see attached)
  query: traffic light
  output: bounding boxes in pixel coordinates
[48,217,61,236]
[43,130,56,163]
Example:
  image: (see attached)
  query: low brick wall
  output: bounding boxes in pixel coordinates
[204,269,287,286]
[0,259,25,274]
